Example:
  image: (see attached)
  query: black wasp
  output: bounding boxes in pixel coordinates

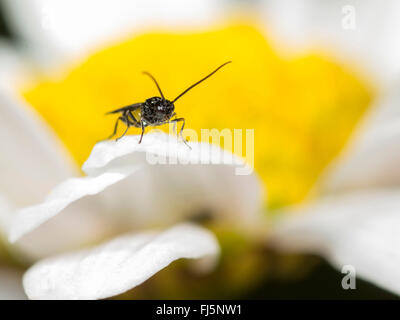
[105,61,232,148]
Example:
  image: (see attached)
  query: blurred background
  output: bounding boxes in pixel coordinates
[0,0,399,299]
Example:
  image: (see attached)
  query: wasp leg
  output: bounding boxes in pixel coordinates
[138,121,145,144]
[115,115,131,141]
[170,117,191,149]
[172,121,177,137]
[170,121,178,143]
[170,112,177,138]
[102,116,125,141]
[127,110,145,144]
[115,125,130,141]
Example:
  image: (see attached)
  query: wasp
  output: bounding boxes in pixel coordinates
[105,61,232,147]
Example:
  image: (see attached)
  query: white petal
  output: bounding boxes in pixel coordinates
[0,267,27,300]
[270,190,400,295]
[8,199,119,261]
[82,130,245,175]
[320,80,400,193]
[0,194,14,233]
[23,223,219,300]
[9,167,139,243]
[1,181,118,261]
[2,0,222,65]
[10,132,263,246]
[0,43,77,207]
[0,44,85,259]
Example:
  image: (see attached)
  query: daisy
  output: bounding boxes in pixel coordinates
[0,0,399,299]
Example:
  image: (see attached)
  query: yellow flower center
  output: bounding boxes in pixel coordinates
[21,23,373,209]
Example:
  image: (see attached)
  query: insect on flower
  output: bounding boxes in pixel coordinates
[105,61,232,148]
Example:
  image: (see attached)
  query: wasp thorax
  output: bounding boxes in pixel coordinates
[142,97,175,124]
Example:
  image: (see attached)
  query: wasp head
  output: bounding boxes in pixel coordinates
[142,97,175,125]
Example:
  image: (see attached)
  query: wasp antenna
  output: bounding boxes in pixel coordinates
[142,71,165,99]
[172,61,232,103]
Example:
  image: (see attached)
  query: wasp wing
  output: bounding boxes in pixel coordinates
[105,103,143,115]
